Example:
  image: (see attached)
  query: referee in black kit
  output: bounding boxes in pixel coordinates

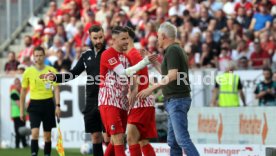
[41,25,108,156]
[20,46,61,156]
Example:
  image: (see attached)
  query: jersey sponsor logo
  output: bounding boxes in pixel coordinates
[108,57,117,65]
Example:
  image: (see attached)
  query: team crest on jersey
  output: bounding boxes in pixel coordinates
[108,57,117,65]
[111,125,115,131]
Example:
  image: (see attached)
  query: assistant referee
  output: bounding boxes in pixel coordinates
[20,46,61,156]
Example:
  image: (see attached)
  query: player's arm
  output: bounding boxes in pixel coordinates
[137,69,178,98]
[129,76,138,106]
[137,48,181,98]
[55,54,85,83]
[20,70,29,121]
[39,54,85,83]
[140,49,161,73]
[114,54,157,76]
[54,85,61,118]
[20,88,27,121]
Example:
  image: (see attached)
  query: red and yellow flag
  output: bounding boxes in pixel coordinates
[56,123,65,156]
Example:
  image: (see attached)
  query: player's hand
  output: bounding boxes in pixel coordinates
[139,49,150,58]
[20,112,25,121]
[148,54,158,64]
[39,71,56,81]
[137,88,152,99]
[55,107,61,118]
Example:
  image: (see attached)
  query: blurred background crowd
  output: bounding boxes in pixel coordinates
[5,0,276,73]
[3,0,276,102]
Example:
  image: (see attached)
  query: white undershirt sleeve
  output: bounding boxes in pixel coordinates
[113,56,150,76]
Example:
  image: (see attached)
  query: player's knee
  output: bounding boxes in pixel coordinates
[32,133,39,140]
[44,133,52,142]
[127,135,138,145]
[111,133,124,145]
[103,133,110,143]
[31,129,39,139]
[139,140,149,147]
[92,132,102,143]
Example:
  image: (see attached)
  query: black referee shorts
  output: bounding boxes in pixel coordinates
[83,99,105,133]
[27,98,56,132]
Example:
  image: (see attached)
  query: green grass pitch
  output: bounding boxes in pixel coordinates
[0,148,86,156]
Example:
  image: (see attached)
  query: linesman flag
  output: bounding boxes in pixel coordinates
[56,117,65,156]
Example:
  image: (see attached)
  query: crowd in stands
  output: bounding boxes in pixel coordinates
[3,0,276,104]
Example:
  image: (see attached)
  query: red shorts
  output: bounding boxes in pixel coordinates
[99,106,127,136]
[128,107,158,140]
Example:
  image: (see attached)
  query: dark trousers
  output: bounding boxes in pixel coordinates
[13,117,28,148]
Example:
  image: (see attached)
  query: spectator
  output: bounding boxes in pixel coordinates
[168,9,183,27]
[185,0,201,19]
[271,19,276,41]
[17,64,27,74]
[203,0,223,15]
[222,0,235,18]
[48,36,66,65]
[179,19,201,39]
[55,24,68,44]
[168,0,186,17]
[83,10,100,35]
[10,78,28,148]
[255,67,276,106]
[70,46,82,69]
[111,10,134,28]
[250,39,270,69]
[140,21,158,48]
[273,71,276,82]
[200,43,216,68]
[231,39,252,61]
[70,23,86,48]
[22,56,33,67]
[65,16,78,40]
[4,51,20,74]
[53,49,72,72]
[42,27,55,49]
[182,10,198,27]
[197,7,215,32]
[218,46,231,71]
[260,31,275,56]
[212,61,246,107]
[273,50,276,71]
[237,56,250,70]
[214,9,227,33]
[18,36,33,63]
[236,7,251,29]
[249,4,273,35]
[95,2,109,31]
[32,25,44,47]
[234,0,253,12]
[204,31,220,57]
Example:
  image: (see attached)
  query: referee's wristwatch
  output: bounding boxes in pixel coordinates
[56,104,61,107]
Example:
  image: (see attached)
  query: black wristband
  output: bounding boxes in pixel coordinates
[56,104,60,107]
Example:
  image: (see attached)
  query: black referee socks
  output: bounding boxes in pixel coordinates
[93,143,104,156]
[31,139,38,156]
[44,141,52,156]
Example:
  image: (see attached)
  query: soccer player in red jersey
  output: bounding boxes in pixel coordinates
[98,26,157,156]
[125,27,157,156]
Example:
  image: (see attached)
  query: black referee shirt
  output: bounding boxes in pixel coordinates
[55,46,106,112]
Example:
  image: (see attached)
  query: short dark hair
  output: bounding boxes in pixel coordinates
[111,26,127,35]
[125,26,135,40]
[88,25,103,34]
[34,46,45,55]
[263,67,273,76]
